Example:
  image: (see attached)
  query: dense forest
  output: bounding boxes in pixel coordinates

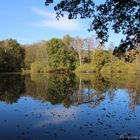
[0,35,140,74]
[0,39,24,72]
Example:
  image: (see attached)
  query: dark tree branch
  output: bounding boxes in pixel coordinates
[45,0,140,54]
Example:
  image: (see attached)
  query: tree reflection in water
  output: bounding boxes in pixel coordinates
[0,73,140,111]
[0,74,25,103]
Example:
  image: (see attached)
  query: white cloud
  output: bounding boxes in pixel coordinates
[29,7,81,31]
[32,7,55,18]
[33,106,80,128]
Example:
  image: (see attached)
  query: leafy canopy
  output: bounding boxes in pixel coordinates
[46,38,78,71]
[45,0,140,53]
[0,39,24,72]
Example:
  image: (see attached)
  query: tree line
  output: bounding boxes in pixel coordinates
[0,35,140,74]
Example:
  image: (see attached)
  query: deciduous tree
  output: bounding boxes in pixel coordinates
[45,0,140,53]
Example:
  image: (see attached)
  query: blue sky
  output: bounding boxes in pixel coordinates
[0,0,124,47]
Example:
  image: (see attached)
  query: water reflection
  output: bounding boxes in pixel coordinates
[0,74,25,103]
[0,73,140,110]
[0,73,140,140]
[26,73,79,107]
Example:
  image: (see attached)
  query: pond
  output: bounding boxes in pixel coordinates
[0,73,140,140]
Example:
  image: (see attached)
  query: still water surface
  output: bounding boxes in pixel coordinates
[0,73,140,140]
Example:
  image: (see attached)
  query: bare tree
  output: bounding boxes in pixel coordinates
[72,37,84,66]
